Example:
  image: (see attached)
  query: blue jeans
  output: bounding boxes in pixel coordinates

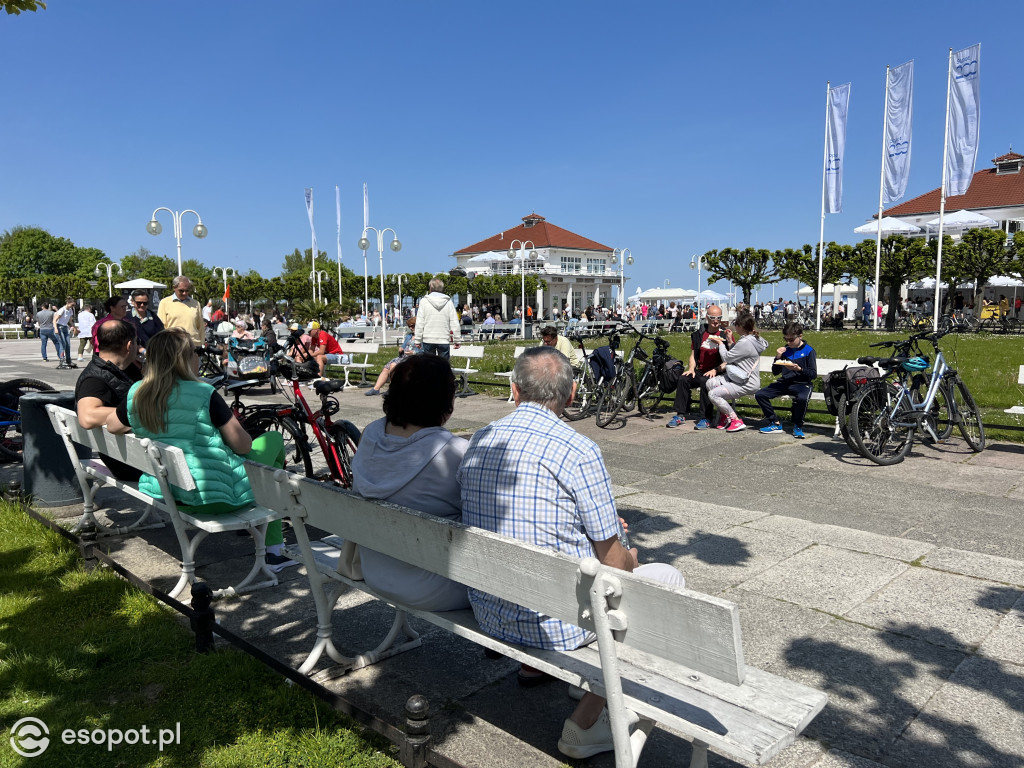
[57,325,72,364]
[420,343,450,360]
[39,328,62,361]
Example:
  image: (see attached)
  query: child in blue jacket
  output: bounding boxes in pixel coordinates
[755,322,817,439]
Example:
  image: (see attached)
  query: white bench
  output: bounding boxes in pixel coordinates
[495,346,533,401]
[757,357,856,402]
[0,323,25,339]
[46,405,288,600]
[245,465,827,768]
[450,345,486,397]
[477,322,522,341]
[327,342,379,389]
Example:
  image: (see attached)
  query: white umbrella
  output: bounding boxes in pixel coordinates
[853,216,922,235]
[698,289,728,301]
[466,250,511,263]
[925,209,998,230]
[114,278,167,290]
[795,283,859,296]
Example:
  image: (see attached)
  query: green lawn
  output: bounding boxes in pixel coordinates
[0,500,401,768]
[349,330,1024,441]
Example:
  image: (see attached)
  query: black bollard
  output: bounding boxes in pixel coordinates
[400,695,431,768]
[189,583,216,653]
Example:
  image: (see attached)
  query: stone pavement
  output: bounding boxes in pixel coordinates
[2,337,1022,768]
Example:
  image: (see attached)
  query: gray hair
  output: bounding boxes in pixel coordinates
[511,346,574,411]
[428,278,444,293]
[130,288,149,300]
[171,275,191,289]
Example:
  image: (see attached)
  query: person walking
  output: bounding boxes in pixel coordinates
[36,302,62,363]
[76,304,97,360]
[55,297,78,369]
[413,278,461,359]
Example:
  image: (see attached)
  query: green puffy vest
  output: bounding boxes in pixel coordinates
[126,379,253,508]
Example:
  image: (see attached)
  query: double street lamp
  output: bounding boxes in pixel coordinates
[508,239,537,333]
[95,261,122,298]
[213,266,236,312]
[146,208,208,276]
[358,227,401,344]
[689,253,707,318]
[310,269,329,304]
[611,248,633,313]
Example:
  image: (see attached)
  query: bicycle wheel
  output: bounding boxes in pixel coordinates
[564,364,598,421]
[0,378,56,462]
[327,420,361,488]
[620,366,637,413]
[836,392,862,455]
[595,366,626,428]
[1004,317,1021,334]
[636,365,664,416]
[951,377,986,451]
[851,384,915,466]
[242,412,314,477]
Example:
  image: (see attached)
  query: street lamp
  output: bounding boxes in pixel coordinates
[508,239,537,335]
[95,261,122,298]
[212,267,237,312]
[611,248,633,314]
[689,253,707,318]
[663,279,671,290]
[146,208,207,276]
[310,269,329,304]
[358,227,401,344]
[394,273,407,327]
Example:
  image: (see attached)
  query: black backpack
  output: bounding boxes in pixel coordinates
[659,357,684,393]
[822,365,879,416]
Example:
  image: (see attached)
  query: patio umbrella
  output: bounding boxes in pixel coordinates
[925,209,998,230]
[853,217,922,235]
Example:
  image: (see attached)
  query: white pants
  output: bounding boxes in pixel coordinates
[705,374,758,420]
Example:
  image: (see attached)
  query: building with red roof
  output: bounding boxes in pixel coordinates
[451,213,625,318]
[879,152,1024,235]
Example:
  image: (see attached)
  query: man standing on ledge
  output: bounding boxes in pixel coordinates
[158,276,204,342]
[414,278,461,359]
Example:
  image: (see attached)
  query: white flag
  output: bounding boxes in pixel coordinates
[825,83,851,214]
[363,183,369,229]
[945,44,981,197]
[304,187,318,262]
[336,185,342,261]
[883,61,914,204]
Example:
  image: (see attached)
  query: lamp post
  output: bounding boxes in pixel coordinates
[146,208,208,276]
[358,227,401,344]
[689,253,706,319]
[394,273,407,327]
[663,279,671,289]
[95,261,122,298]
[310,269,329,304]
[611,248,633,314]
[508,239,537,336]
[212,267,236,313]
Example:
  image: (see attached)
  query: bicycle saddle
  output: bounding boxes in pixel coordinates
[856,356,907,368]
[314,379,346,396]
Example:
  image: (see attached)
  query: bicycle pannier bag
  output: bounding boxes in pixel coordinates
[660,358,683,393]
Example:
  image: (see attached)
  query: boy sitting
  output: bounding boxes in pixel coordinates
[755,322,817,439]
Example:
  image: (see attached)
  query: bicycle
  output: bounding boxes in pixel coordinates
[594,322,660,428]
[562,332,601,422]
[975,309,1021,335]
[0,378,55,462]
[849,330,984,465]
[229,350,361,487]
[938,311,979,334]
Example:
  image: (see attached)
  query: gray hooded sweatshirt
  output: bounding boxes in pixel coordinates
[720,332,769,390]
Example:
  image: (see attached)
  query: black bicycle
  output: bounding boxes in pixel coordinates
[594,323,664,428]
[0,378,55,462]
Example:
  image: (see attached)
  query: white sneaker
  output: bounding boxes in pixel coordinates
[557,708,639,759]
[77,356,84,361]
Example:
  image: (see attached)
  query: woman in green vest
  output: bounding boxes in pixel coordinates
[106,328,296,571]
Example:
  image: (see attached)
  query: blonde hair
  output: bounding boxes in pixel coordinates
[133,328,197,433]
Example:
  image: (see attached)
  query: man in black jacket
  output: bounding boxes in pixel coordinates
[667,305,733,429]
[126,289,164,354]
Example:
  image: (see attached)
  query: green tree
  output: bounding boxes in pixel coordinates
[702,247,777,306]
[2,0,47,15]
[848,236,934,329]
[0,227,79,279]
[946,228,1021,310]
[774,243,853,311]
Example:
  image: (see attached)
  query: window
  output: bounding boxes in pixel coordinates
[492,261,513,275]
[560,256,581,274]
[524,259,545,272]
[587,258,606,275]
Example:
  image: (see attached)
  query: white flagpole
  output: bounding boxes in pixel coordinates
[816,80,829,332]
[362,182,369,315]
[873,66,890,331]
[336,185,343,307]
[935,48,953,330]
[305,188,318,303]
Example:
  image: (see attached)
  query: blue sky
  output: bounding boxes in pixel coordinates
[3,1,1022,302]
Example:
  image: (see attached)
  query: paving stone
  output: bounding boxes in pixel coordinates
[724,588,835,674]
[978,591,1024,666]
[617,492,768,527]
[741,545,908,615]
[665,525,811,590]
[886,656,1024,768]
[845,567,1021,652]
[922,547,1024,588]
[741,516,935,562]
[804,750,886,768]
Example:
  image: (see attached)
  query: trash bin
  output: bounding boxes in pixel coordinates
[524,322,533,341]
[20,390,85,507]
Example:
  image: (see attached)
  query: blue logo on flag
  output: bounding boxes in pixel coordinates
[826,154,841,173]
[888,137,909,157]
[954,57,978,81]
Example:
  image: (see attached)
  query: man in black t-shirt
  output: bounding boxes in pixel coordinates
[75,320,143,481]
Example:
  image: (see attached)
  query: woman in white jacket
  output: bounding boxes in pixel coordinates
[703,311,768,433]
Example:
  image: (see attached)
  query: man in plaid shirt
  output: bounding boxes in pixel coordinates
[459,346,684,759]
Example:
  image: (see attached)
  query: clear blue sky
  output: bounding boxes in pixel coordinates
[3,1,1022,302]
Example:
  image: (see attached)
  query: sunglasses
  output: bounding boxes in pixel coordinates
[135,301,149,306]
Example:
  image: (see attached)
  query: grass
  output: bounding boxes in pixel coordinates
[0,500,401,768]
[347,330,1024,441]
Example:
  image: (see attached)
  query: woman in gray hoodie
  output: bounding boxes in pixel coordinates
[351,354,470,610]
[703,311,768,433]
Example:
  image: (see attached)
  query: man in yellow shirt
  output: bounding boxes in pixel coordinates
[540,325,582,370]
[157,276,204,342]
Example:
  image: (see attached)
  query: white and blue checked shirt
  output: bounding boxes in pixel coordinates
[458,402,620,650]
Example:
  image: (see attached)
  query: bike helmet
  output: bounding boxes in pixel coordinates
[901,356,929,372]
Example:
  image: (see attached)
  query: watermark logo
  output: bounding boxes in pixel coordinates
[10,717,50,758]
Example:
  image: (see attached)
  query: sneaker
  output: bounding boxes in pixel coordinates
[557,708,640,759]
[77,356,84,361]
[725,418,746,433]
[265,552,298,573]
[792,426,806,439]
[693,418,710,430]
[715,414,729,429]
[364,388,380,396]
[666,414,685,428]
[759,423,784,434]
[568,684,586,701]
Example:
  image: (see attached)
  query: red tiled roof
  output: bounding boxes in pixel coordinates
[453,214,613,255]
[993,151,1024,162]
[884,165,1024,217]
